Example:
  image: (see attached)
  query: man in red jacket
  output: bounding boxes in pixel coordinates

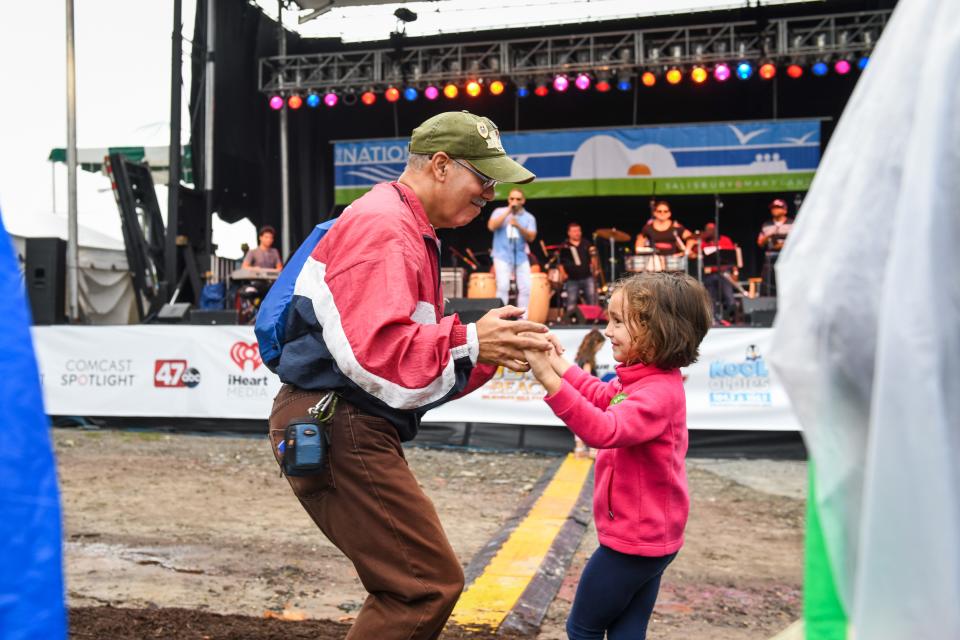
[269,111,554,640]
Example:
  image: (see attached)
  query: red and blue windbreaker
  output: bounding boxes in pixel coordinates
[275,182,496,440]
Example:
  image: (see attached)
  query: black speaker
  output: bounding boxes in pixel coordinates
[742,296,777,327]
[443,298,501,324]
[25,237,66,324]
[189,309,238,325]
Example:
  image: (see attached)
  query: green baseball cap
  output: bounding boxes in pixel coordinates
[409,111,535,184]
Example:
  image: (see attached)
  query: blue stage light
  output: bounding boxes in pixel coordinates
[403,87,418,101]
[812,61,829,76]
[857,56,869,70]
[305,93,321,108]
[517,85,530,98]
[736,61,753,80]
[617,79,632,91]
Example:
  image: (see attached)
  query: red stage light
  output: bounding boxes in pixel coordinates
[287,95,303,109]
[759,63,777,80]
[595,80,611,92]
[641,71,656,87]
[361,91,377,106]
[443,83,459,99]
[465,81,482,97]
[786,64,804,79]
[489,80,505,95]
[385,87,400,102]
[534,84,549,97]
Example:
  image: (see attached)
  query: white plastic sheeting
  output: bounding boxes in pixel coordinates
[769,0,960,636]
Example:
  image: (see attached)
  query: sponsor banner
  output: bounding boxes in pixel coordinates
[33,326,281,419]
[423,327,799,431]
[334,120,821,203]
[32,326,798,430]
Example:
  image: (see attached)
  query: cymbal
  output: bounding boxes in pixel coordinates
[594,228,631,243]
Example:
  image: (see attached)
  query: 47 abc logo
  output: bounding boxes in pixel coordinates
[154,360,201,388]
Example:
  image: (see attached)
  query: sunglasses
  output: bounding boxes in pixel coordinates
[453,158,498,191]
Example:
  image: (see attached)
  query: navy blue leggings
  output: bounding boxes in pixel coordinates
[566,545,676,640]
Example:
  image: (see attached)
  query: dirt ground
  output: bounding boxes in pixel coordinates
[57,428,804,639]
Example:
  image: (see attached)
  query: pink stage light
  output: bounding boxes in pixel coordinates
[323,92,338,107]
[269,95,284,110]
[574,73,591,90]
[553,75,569,92]
[424,85,440,100]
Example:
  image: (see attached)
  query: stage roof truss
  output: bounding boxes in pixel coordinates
[259,9,891,94]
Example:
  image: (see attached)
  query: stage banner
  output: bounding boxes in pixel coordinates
[33,326,798,431]
[423,327,800,431]
[33,326,282,420]
[334,119,821,204]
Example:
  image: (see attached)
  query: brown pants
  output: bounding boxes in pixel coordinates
[269,385,464,640]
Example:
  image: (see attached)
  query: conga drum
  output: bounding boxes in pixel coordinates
[467,272,497,299]
[527,273,551,323]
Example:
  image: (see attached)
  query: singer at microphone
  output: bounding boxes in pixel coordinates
[487,188,537,312]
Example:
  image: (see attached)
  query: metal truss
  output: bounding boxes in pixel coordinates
[259,9,891,94]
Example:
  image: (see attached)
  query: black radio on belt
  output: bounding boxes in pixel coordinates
[280,417,327,477]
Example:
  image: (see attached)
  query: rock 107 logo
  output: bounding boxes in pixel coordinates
[154,360,201,388]
[707,344,771,406]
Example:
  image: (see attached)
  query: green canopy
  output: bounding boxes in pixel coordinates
[48,145,193,186]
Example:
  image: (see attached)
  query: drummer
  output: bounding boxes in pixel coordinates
[635,200,692,257]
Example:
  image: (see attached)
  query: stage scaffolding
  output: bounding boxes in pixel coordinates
[258,9,891,95]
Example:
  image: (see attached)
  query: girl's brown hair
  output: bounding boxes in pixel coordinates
[575,329,606,372]
[612,271,713,369]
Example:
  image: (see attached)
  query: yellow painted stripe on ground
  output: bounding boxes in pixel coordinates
[450,453,594,628]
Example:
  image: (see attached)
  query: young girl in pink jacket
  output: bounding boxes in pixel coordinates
[525,271,712,640]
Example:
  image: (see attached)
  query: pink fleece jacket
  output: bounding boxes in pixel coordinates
[545,363,689,556]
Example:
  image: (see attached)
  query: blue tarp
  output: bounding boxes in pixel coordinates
[0,209,66,640]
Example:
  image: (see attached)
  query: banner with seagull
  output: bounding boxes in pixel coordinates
[333,119,821,203]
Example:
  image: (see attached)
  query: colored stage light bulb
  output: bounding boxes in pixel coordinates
[665,68,682,85]
[424,85,440,100]
[857,56,869,70]
[465,80,482,97]
[323,92,338,107]
[287,95,303,109]
[489,80,505,95]
[812,61,829,76]
[691,66,708,84]
[517,85,530,98]
[553,75,569,92]
[618,78,633,91]
[306,93,321,108]
[574,73,591,90]
[595,80,611,93]
[269,95,284,110]
[361,91,377,106]
[759,63,777,80]
[641,72,656,87]
[443,83,459,99]
[713,63,731,82]
[736,61,753,80]
[403,87,418,101]
[834,59,852,75]
[534,84,549,97]
[786,64,804,79]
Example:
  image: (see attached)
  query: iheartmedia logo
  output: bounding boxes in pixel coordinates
[154,360,202,388]
[230,342,262,371]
